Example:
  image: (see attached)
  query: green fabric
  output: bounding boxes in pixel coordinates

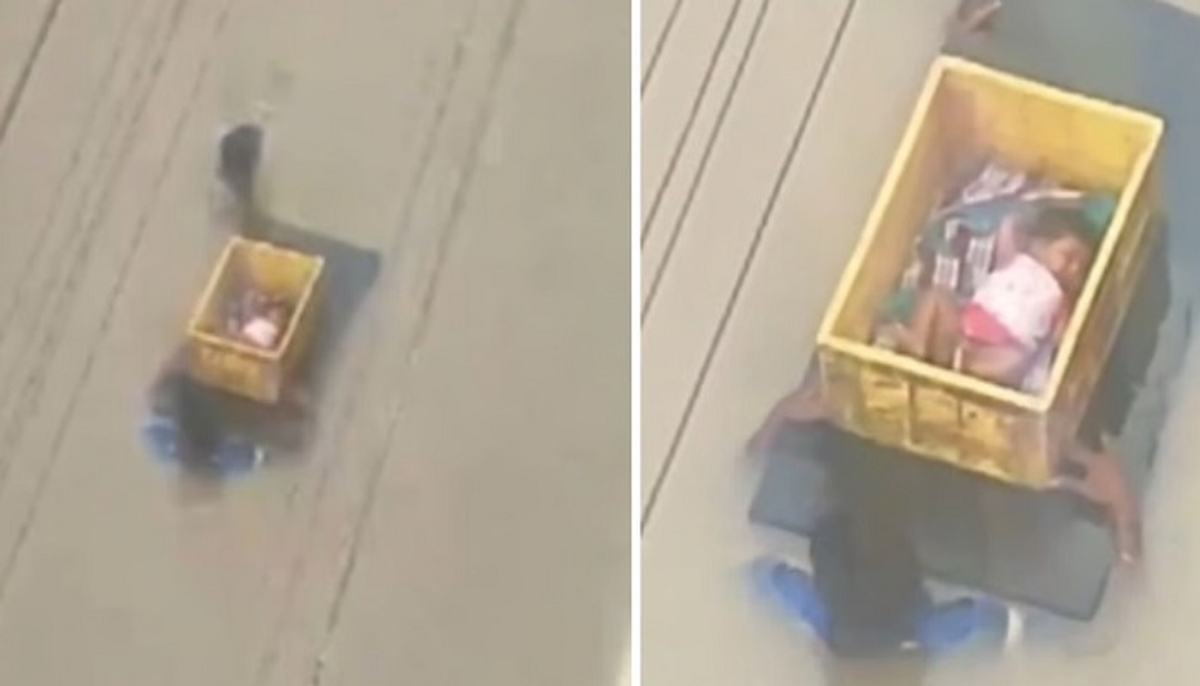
[878,288,918,325]
[1080,193,1117,236]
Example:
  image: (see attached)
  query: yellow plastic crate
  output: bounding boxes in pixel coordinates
[185,237,325,404]
[816,56,1164,488]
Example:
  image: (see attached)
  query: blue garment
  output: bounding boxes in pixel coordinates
[141,414,263,478]
[751,557,1008,657]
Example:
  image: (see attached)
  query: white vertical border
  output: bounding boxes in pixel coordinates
[629,0,642,684]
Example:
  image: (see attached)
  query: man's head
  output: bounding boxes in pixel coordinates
[1027,206,1099,295]
[159,374,220,468]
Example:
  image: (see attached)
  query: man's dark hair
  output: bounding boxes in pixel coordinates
[813,447,930,658]
[158,373,221,475]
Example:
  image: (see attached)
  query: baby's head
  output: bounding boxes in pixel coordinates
[1026,207,1099,294]
[264,299,291,330]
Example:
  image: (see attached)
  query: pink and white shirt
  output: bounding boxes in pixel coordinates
[966,253,1064,350]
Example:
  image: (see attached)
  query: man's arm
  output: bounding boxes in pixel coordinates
[747,383,830,456]
[1055,437,1142,564]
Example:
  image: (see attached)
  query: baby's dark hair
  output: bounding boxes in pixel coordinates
[1028,206,1099,253]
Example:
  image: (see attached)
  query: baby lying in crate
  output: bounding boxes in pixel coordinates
[223,289,293,350]
[883,206,1097,391]
[874,161,1114,393]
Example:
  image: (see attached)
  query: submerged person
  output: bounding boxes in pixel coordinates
[752,441,1009,659]
[142,362,264,478]
[753,518,1010,659]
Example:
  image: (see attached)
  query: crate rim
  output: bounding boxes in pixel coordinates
[935,55,1166,133]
